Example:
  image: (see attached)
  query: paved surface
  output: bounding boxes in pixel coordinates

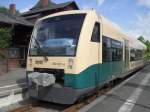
[1,65,150,112]
[0,68,27,96]
[0,68,26,86]
[80,65,150,112]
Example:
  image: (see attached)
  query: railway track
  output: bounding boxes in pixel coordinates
[8,82,117,112]
[9,100,68,112]
[63,85,112,112]
[9,69,140,112]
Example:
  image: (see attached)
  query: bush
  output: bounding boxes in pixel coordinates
[138,36,150,60]
[0,51,6,59]
[0,28,12,48]
[0,28,12,59]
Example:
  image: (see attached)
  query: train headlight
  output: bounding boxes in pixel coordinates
[28,58,32,67]
[68,58,74,69]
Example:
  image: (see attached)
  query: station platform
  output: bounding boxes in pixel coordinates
[80,65,150,112]
[0,68,27,108]
[0,68,26,85]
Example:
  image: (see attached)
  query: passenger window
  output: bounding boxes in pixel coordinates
[91,22,100,42]
[130,49,143,61]
[130,49,136,61]
[111,39,123,61]
[102,36,123,62]
[103,36,112,62]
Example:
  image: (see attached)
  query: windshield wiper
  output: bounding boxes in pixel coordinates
[34,37,41,50]
[33,36,48,59]
[33,36,43,53]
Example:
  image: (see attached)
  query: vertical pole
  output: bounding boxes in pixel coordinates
[6,23,15,72]
[6,49,8,72]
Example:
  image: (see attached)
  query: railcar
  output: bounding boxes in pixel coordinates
[26,10,147,104]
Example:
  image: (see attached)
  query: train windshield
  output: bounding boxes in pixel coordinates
[29,14,86,56]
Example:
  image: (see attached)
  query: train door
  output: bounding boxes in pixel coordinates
[91,22,101,87]
[124,39,129,72]
[102,36,112,82]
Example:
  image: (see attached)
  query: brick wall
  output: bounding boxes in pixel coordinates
[0,60,7,75]
[0,48,21,74]
[8,59,20,70]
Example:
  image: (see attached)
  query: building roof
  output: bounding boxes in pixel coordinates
[31,0,56,10]
[21,0,79,16]
[0,12,33,26]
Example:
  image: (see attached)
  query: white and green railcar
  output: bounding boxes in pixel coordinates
[26,10,147,104]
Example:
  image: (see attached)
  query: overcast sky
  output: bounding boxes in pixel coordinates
[0,0,150,40]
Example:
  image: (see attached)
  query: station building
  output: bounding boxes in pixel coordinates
[0,0,79,71]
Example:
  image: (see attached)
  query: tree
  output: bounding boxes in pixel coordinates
[0,6,9,13]
[145,40,150,47]
[138,36,150,59]
[0,6,20,15]
[0,28,12,48]
[0,28,12,59]
[138,36,145,43]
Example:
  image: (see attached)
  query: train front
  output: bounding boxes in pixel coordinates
[26,12,86,104]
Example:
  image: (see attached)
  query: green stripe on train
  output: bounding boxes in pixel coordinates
[64,61,126,89]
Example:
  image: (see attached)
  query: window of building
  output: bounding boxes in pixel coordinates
[91,22,100,42]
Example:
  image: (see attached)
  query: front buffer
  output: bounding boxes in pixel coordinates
[28,72,83,104]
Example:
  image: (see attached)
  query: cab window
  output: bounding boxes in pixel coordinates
[91,22,100,42]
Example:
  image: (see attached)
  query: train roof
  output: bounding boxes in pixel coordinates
[37,10,147,50]
[38,10,89,21]
[98,12,147,50]
[100,15,127,41]
[129,37,146,49]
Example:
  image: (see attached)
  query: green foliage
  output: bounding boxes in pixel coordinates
[138,36,150,59]
[0,6,20,15]
[138,36,145,43]
[0,6,9,13]
[0,28,12,48]
[0,51,6,59]
[145,40,150,47]
[147,52,150,59]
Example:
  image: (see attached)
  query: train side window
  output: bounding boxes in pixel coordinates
[111,39,123,61]
[130,49,143,61]
[91,22,100,42]
[103,36,123,62]
[103,36,112,62]
[130,49,135,61]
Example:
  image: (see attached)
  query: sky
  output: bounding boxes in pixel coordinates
[0,0,150,40]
